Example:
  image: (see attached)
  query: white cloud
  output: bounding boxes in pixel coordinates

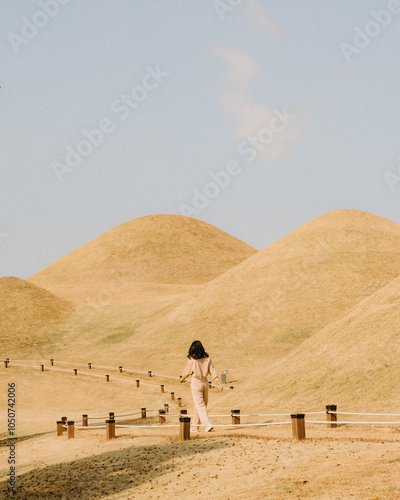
[211,46,301,164]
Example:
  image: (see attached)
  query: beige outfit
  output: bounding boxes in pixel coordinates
[181,357,221,427]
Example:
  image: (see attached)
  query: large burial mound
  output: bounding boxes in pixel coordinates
[0,277,73,348]
[28,215,257,302]
[131,210,400,372]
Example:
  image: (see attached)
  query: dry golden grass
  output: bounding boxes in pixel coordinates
[0,277,73,349]
[222,273,400,414]
[28,214,257,289]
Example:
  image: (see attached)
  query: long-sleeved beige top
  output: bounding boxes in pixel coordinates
[181,357,221,384]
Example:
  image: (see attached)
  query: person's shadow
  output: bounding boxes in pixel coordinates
[0,436,234,499]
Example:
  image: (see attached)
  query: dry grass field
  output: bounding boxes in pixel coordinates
[1,210,400,498]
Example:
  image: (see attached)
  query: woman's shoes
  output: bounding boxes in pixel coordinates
[190,425,213,432]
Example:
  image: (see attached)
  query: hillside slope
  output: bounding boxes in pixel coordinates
[0,277,73,348]
[218,273,400,412]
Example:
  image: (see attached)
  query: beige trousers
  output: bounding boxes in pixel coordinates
[190,377,211,427]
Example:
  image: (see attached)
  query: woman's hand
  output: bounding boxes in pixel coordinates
[180,379,185,383]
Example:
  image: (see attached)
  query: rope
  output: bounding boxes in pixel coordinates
[6,359,46,363]
[48,367,82,374]
[208,422,291,427]
[327,411,400,417]
[75,425,106,429]
[151,373,179,380]
[85,408,160,420]
[106,376,137,384]
[7,363,44,369]
[114,411,142,418]
[306,420,400,425]
[52,361,88,367]
[115,424,179,428]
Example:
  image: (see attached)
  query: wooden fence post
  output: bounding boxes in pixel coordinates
[180,409,187,415]
[164,403,169,413]
[229,386,234,391]
[179,416,191,441]
[148,371,152,377]
[61,416,67,428]
[88,363,91,369]
[326,405,337,428]
[136,380,140,388]
[67,421,75,439]
[56,421,63,436]
[109,412,114,419]
[106,375,110,382]
[4,360,8,368]
[141,408,146,418]
[119,366,123,373]
[231,409,240,425]
[82,415,88,427]
[50,359,54,366]
[159,410,166,424]
[41,364,44,372]
[178,398,182,407]
[291,414,306,440]
[73,369,77,376]
[106,419,115,439]
[171,392,175,401]
[161,385,164,393]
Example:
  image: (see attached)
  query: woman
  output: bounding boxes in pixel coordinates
[181,340,223,432]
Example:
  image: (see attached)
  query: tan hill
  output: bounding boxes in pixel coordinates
[32,209,400,384]
[27,215,257,302]
[0,277,73,348]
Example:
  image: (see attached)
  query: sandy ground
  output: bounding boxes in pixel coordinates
[1,365,400,498]
[1,424,400,499]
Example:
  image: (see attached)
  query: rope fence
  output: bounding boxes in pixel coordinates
[55,404,400,442]
[2,358,186,402]
[2,358,230,392]
[3,358,180,381]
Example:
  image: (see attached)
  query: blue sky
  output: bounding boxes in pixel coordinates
[1,0,400,278]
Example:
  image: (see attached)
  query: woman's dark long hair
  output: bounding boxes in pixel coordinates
[187,340,209,360]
